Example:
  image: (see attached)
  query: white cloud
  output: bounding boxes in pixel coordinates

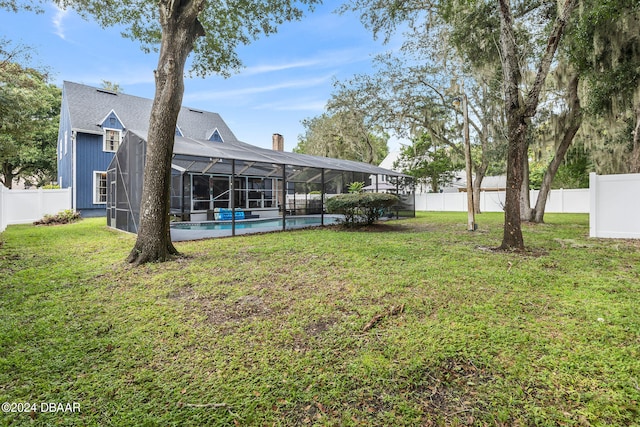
[52,5,69,40]
[240,48,374,77]
[242,59,324,76]
[253,99,328,112]
[185,75,334,102]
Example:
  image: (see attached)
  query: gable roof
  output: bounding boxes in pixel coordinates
[62,81,238,143]
[66,81,408,178]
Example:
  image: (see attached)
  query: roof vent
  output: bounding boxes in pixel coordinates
[96,89,117,96]
[188,108,203,114]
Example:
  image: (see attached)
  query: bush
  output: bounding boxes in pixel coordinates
[34,209,81,226]
[326,193,399,227]
[348,181,365,193]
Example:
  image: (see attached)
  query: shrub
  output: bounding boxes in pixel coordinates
[326,193,399,227]
[348,181,365,194]
[34,209,81,226]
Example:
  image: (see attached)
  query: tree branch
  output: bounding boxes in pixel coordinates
[524,0,577,117]
[533,73,582,221]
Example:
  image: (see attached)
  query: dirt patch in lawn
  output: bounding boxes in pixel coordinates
[168,286,274,334]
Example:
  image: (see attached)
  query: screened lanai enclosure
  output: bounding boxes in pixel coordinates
[107,130,414,239]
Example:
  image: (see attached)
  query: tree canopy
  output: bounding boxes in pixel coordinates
[100,80,123,93]
[0,41,60,188]
[395,132,462,193]
[295,111,389,165]
[567,0,640,173]
[45,0,319,77]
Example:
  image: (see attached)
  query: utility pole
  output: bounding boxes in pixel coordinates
[462,92,476,231]
[455,90,476,231]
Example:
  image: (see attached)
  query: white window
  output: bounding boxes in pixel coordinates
[103,129,122,152]
[93,171,107,204]
[64,131,68,155]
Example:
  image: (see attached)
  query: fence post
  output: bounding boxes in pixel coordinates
[38,188,44,220]
[589,173,597,237]
[0,185,5,232]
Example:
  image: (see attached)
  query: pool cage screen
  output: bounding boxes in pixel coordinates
[107,131,415,236]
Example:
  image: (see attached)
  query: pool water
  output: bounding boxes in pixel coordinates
[169,215,342,241]
[172,215,340,230]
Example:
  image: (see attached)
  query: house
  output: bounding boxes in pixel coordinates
[57,81,236,217]
[56,81,413,232]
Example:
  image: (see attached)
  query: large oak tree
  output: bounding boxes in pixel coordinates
[342,0,577,249]
[4,0,320,264]
[496,0,577,249]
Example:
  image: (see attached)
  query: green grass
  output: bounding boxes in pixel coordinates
[1,213,639,426]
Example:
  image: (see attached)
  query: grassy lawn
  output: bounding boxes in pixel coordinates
[1,212,639,426]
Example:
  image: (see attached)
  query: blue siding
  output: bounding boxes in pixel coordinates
[75,132,115,212]
[101,111,125,130]
[209,129,223,142]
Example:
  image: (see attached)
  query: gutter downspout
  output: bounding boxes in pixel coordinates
[321,168,325,226]
[72,130,77,210]
[231,160,236,237]
[282,164,287,231]
[181,172,185,221]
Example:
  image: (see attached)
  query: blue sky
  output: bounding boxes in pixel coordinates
[1,2,401,152]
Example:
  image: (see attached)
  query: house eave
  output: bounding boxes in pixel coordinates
[71,127,104,136]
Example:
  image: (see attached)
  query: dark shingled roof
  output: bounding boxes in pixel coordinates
[66,81,407,178]
[63,81,238,143]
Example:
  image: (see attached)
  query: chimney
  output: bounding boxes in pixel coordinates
[272,133,284,151]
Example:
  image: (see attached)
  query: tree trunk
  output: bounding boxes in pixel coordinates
[1,163,16,189]
[520,153,534,222]
[498,0,576,250]
[472,162,487,214]
[430,177,438,193]
[533,74,582,223]
[500,114,528,251]
[365,135,374,164]
[473,86,491,215]
[630,103,640,173]
[498,0,526,250]
[127,0,205,265]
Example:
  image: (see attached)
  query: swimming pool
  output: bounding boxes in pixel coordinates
[170,215,341,241]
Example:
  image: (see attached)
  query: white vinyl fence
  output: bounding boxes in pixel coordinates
[416,188,590,214]
[0,187,72,232]
[590,172,640,239]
